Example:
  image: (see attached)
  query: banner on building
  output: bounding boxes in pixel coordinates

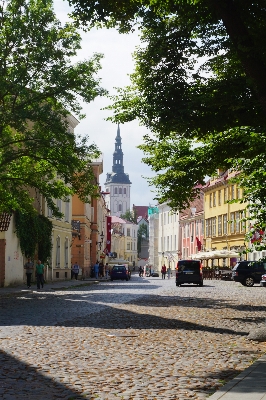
[106,216,112,253]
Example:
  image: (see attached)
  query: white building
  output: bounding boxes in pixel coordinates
[104,125,131,216]
[158,203,179,270]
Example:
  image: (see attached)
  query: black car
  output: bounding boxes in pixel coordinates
[176,260,203,286]
[232,261,266,287]
[110,265,131,281]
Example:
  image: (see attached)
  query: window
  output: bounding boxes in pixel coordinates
[213,192,216,207]
[118,203,122,212]
[119,188,122,194]
[224,188,227,203]
[218,190,221,206]
[235,211,240,232]
[218,215,222,235]
[124,188,126,194]
[212,217,216,236]
[127,228,130,236]
[127,243,130,250]
[209,193,212,208]
[206,219,209,237]
[237,187,241,199]
[230,212,235,233]
[167,236,169,250]
[56,199,61,219]
[231,185,235,200]
[114,187,118,194]
[196,221,199,236]
[208,219,212,236]
[56,236,60,267]
[241,211,246,232]
[47,205,53,218]
[65,238,69,267]
[65,197,70,222]
[223,215,227,235]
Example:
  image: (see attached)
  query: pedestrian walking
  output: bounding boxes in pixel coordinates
[94,261,99,279]
[167,266,171,279]
[99,262,104,278]
[36,260,45,290]
[71,262,79,280]
[24,257,34,288]
[105,263,109,279]
[161,264,166,279]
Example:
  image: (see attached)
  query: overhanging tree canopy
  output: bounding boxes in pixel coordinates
[0,0,106,216]
[68,0,266,222]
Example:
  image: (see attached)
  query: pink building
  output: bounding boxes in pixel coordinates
[179,191,204,259]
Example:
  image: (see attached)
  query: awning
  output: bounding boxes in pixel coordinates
[190,249,240,260]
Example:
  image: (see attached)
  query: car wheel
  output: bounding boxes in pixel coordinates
[245,276,255,287]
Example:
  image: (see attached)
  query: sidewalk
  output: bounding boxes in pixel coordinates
[208,353,266,400]
[0,278,100,296]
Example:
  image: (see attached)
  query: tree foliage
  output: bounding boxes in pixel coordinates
[15,210,52,261]
[0,0,106,216]
[137,222,148,256]
[68,0,266,223]
[120,209,137,224]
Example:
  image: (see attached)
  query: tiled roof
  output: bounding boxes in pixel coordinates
[179,191,204,218]
[133,205,149,220]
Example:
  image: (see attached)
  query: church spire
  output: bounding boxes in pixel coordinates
[112,123,124,174]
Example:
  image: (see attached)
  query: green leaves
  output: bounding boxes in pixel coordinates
[14,210,52,261]
[0,0,106,215]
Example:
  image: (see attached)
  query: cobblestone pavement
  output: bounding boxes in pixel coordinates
[1,276,266,400]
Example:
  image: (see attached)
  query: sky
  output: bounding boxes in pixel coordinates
[54,0,157,208]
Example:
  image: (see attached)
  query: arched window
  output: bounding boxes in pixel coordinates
[124,188,126,194]
[118,204,122,212]
[119,188,122,194]
[114,187,118,194]
[56,236,60,267]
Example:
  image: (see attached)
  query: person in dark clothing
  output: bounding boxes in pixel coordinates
[24,258,34,288]
[161,264,167,279]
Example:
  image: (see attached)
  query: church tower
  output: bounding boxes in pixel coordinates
[105,125,131,216]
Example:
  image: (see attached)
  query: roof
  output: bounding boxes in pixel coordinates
[179,191,204,219]
[111,216,126,224]
[133,205,149,220]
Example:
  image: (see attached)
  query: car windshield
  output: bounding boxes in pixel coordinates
[113,267,125,272]
[178,261,200,272]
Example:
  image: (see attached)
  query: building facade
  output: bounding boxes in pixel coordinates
[110,216,138,266]
[158,203,179,270]
[179,190,204,260]
[202,170,248,266]
[105,125,131,216]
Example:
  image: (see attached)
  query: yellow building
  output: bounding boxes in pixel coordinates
[202,170,248,266]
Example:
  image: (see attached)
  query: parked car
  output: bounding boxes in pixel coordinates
[260,274,266,287]
[176,260,203,286]
[110,265,131,281]
[232,261,266,286]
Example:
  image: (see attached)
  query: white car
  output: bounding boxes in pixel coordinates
[260,274,266,287]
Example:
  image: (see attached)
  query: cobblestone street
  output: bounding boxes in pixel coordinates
[1,275,266,400]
